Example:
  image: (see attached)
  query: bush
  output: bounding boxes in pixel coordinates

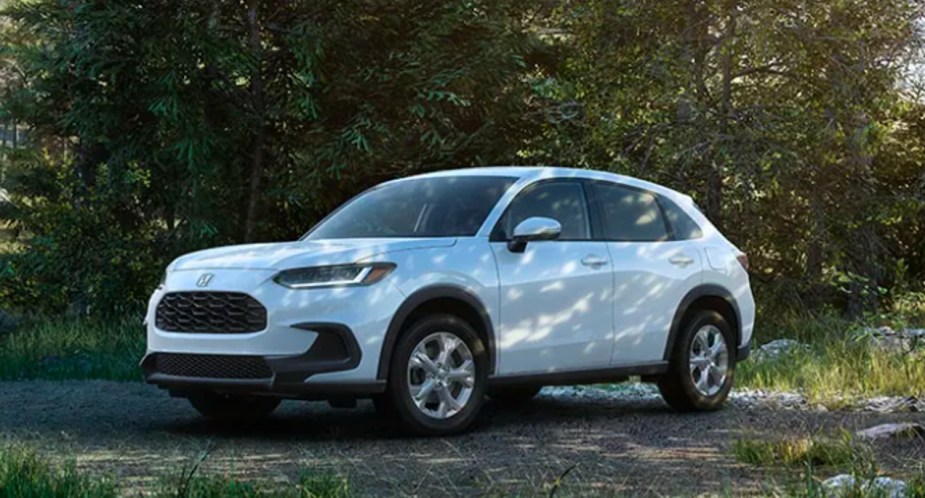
[0,319,145,381]
[0,155,187,317]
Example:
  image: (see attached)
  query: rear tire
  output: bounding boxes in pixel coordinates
[658,310,735,411]
[487,386,542,406]
[188,392,280,423]
[386,314,488,436]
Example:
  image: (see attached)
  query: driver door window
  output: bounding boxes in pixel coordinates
[494,182,591,241]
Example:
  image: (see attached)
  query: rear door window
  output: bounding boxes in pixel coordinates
[592,182,670,242]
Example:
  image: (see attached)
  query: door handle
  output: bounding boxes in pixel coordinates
[669,255,695,267]
[581,255,609,268]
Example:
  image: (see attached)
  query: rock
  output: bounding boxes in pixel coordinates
[729,389,809,410]
[753,339,810,361]
[862,396,923,413]
[856,423,925,440]
[823,475,908,498]
[866,477,908,498]
[856,326,925,352]
[823,474,858,496]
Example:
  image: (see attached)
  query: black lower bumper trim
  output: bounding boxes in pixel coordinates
[144,371,385,397]
[141,322,377,397]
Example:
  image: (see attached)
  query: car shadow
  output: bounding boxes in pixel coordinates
[160,396,694,442]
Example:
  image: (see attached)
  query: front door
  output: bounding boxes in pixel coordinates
[490,180,615,375]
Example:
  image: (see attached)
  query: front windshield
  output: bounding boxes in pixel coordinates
[305,175,516,239]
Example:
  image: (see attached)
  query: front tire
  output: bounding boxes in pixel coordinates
[188,392,280,423]
[658,310,735,411]
[386,314,488,436]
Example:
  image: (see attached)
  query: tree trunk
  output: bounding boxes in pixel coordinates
[242,0,265,243]
[11,121,17,149]
[805,197,825,281]
[708,2,737,232]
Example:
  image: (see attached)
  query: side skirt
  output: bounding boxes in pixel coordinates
[488,362,668,388]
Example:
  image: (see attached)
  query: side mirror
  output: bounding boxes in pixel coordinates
[507,217,561,253]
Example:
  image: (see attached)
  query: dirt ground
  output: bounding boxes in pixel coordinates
[0,380,922,496]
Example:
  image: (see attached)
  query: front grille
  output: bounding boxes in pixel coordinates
[155,353,272,379]
[155,292,267,333]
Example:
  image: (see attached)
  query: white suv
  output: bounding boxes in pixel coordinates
[142,167,754,435]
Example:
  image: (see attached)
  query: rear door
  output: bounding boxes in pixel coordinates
[588,181,702,365]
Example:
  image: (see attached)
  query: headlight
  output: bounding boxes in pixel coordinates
[274,263,395,289]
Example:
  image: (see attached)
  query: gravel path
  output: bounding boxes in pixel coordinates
[0,381,922,496]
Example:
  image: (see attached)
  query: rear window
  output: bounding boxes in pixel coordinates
[659,196,703,240]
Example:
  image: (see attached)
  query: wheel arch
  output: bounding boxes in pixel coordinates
[663,284,742,361]
[377,285,496,380]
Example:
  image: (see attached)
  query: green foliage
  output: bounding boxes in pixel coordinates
[732,433,875,472]
[160,454,349,498]
[0,0,541,316]
[0,319,144,381]
[0,445,117,498]
[0,445,350,498]
[737,309,925,404]
[0,0,923,316]
[534,0,925,315]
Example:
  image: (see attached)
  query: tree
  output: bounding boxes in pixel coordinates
[532,0,924,314]
[0,0,543,315]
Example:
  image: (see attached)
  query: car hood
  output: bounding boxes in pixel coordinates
[170,238,456,271]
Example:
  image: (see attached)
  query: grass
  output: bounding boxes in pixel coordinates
[732,433,875,472]
[736,310,925,406]
[732,433,925,498]
[0,445,349,498]
[0,319,145,381]
[1,297,923,404]
[0,445,117,498]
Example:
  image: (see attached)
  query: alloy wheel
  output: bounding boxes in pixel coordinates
[406,332,475,419]
[688,324,729,396]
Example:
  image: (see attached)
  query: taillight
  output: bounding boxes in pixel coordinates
[736,254,749,271]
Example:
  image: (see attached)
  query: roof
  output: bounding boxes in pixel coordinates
[406,166,692,202]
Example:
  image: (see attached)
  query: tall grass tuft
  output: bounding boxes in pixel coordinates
[732,433,876,474]
[737,310,925,405]
[0,319,145,381]
[0,445,350,498]
[157,451,350,498]
[0,445,117,498]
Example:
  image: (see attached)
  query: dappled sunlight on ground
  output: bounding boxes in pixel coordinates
[0,381,922,496]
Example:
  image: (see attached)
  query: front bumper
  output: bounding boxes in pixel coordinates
[145,268,407,384]
[141,322,386,397]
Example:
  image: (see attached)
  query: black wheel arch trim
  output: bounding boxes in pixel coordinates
[663,284,743,362]
[377,284,496,380]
